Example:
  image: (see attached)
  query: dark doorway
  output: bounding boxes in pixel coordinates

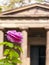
[30,46,46,65]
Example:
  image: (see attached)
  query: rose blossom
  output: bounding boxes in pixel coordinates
[6,30,23,43]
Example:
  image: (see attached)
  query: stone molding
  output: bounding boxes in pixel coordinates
[19,26,29,31]
[44,26,49,31]
[0,27,4,31]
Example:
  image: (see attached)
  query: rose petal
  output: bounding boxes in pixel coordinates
[6,30,23,43]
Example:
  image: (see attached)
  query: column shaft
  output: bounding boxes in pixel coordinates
[0,30,4,58]
[21,30,27,65]
[46,30,49,65]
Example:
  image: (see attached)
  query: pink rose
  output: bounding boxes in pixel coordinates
[6,30,23,43]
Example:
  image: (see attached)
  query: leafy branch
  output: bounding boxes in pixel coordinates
[0,42,23,65]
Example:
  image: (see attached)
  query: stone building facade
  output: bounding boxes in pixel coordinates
[0,3,49,65]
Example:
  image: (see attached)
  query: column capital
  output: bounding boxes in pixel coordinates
[0,27,4,32]
[19,26,29,31]
[45,26,49,31]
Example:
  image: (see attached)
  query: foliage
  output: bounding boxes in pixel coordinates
[4,0,23,10]
[0,0,46,12]
[0,6,2,12]
[0,0,23,12]
[0,42,23,65]
[36,0,44,2]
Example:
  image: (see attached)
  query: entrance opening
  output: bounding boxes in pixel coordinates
[30,46,46,65]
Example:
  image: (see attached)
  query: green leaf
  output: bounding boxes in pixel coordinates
[0,59,4,65]
[9,50,19,59]
[4,61,13,65]
[13,51,19,58]
[9,50,13,59]
[15,46,23,53]
[12,58,22,64]
[4,49,10,55]
[16,59,22,63]
[0,42,6,46]
[5,42,14,48]
[0,42,14,48]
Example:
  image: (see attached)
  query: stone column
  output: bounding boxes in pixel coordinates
[0,30,4,58]
[18,27,30,65]
[21,28,28,65]
[46,28,49,65]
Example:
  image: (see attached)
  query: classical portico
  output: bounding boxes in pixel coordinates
[0,3,49,65]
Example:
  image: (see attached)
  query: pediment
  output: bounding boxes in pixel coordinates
[1,3,49,17]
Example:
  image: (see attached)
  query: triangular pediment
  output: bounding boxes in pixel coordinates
[0,3,49,17]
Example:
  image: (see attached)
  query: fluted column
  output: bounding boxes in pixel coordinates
[46,27,49,65]
[0,29,4,58]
